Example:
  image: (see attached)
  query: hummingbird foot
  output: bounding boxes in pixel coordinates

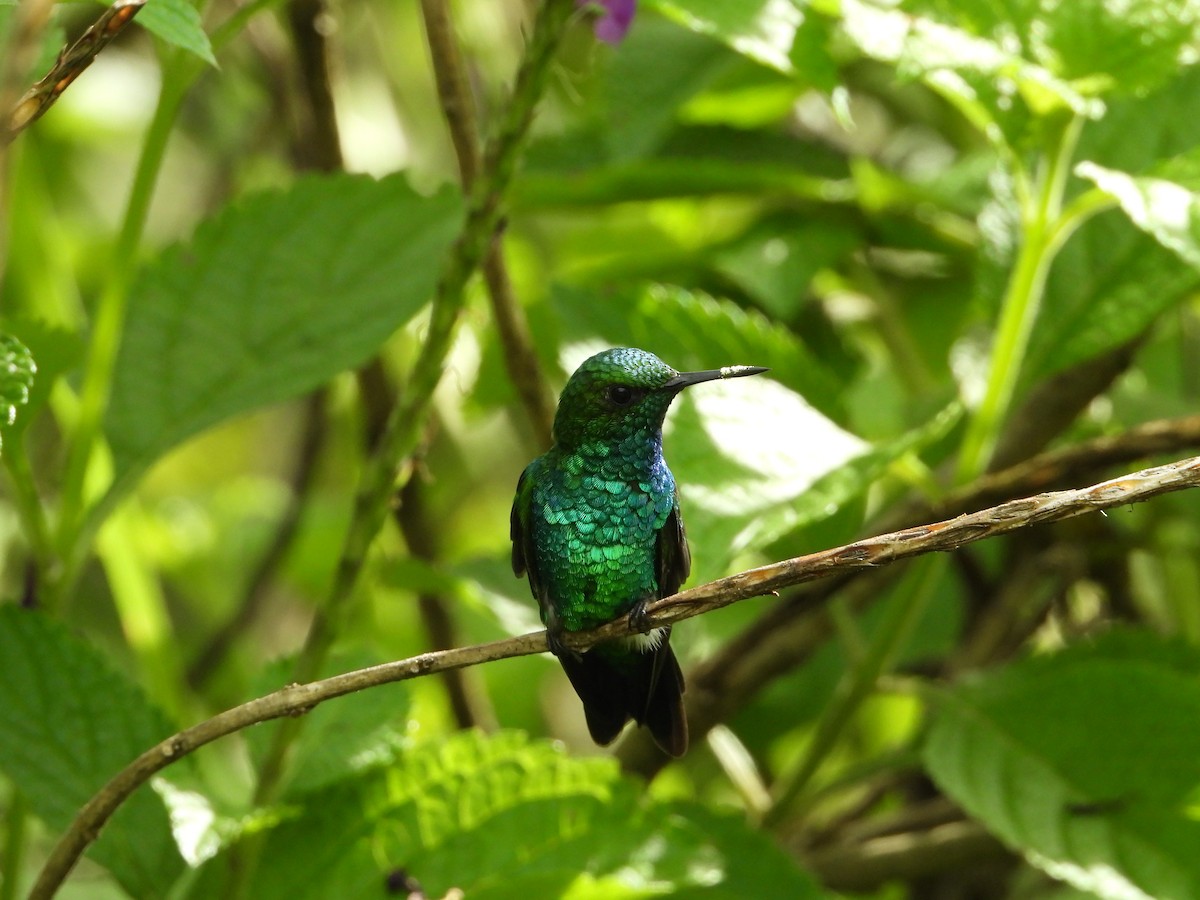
[627,595,654,634]
[546,624,581,661]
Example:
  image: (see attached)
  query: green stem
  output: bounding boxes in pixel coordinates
[2,439,52,578]
[1,791,29,900]
[955,114,1085,483]
[47,62,191,613]
[764,556,945,826]
[245,0,577,827]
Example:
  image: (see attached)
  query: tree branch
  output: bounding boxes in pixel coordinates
[28,454,1200,899]
[618,413,1200,775]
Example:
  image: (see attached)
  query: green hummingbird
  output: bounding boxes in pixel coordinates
[510,347,767,756]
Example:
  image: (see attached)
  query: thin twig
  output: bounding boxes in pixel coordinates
[398,469,499,731]
[28,455,1200,898]
[5,0,145,142]
[419,0,555,444]
[359,360,497,731]
[801,819,1010,892]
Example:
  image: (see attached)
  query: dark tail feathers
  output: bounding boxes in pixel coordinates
[557,635,688,757]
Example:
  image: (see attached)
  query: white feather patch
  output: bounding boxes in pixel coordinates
[624,628,667,652]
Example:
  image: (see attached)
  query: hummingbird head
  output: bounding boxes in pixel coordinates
[551,347,767,449]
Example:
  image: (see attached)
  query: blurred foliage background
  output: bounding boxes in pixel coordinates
[4,0,1200,897]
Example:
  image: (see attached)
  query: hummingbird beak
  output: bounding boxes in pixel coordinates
[662,365,769,392]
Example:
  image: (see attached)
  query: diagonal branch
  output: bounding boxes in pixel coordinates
[28,454,1200,899]
[4,0,146,142]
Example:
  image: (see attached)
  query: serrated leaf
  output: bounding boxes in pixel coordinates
[132,0,215,64]
[227,731,822,899]
[0,607,183,898]
[105,173,462,494]
[1076,161,1200,271]
[555,283,844,421]
[0,332,36,452]
[924,630,1200,899]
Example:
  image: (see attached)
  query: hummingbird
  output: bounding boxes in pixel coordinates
[510,347,767,756]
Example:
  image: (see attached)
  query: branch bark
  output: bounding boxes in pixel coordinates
[28,454,1200,899]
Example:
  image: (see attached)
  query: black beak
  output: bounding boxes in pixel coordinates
[662,365,769,392]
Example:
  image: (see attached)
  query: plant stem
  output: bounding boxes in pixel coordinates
[1,791,28,900]
[420,0,555,445]
[49,61,191,612]
[246,0,576,822]
[764,555,945,825]
[955,113,1084,483]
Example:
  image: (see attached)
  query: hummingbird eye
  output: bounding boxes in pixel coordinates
[606,384,637,407]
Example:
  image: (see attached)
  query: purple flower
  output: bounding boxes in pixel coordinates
[577,0,636,45]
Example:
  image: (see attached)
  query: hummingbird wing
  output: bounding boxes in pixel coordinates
[655,490,692,597]
[511,458,564,638]
[510,466,532,579]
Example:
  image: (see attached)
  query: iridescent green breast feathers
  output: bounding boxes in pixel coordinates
[510,347,767,757]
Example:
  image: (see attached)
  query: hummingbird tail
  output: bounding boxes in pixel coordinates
[558,635,688,757]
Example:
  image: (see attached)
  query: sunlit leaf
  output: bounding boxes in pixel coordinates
[925,630,1200,900]
[1076,160,1200,271]
[840,0,1098,119]
[905,0,1200,96]
[647,0,806,74]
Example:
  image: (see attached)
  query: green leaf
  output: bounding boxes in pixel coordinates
[1027,210,1200,379]
[0,607,183,898]
[646,0,806,74]
[228,731,822,899]
[0,332,36,453]
[904,0,1200,97]
[667,376,867,584]
[1076,160,1200,271]
[840,0,1097,119]
[924,630,1200,899]
[712,215,860,319]
[132,0,216,65]
[1025,70,1200,378]
[1031,0,1199,96]
[105,173,462,493]
[554,283,845,421]
[600,14,732,160]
